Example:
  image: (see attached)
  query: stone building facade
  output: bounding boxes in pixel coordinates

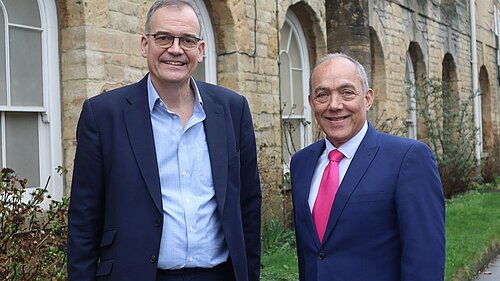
[1,0,498,219]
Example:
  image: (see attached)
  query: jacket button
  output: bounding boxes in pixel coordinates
[318,252,325,260]
[150,255,157,263]
[155,218,161,227]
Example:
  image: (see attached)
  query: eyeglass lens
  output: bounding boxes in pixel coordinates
[151,33,199,49]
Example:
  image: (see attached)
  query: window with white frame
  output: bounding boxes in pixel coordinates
[279,10,312,170]
[0,0,62,199]
[189,0,216,84]
[405,52,417,139]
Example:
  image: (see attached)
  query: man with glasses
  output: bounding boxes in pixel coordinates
[68,1,261,280]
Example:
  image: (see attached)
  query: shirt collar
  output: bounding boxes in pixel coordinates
[147,75,203,112]
[324,121,368,160]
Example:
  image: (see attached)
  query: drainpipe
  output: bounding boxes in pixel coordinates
[470,0,482,161]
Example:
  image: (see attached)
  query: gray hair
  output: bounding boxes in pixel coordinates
[144,0,202,35]
[309,53,370,94]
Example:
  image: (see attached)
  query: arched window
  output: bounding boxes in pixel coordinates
[405,52,417,139]
[406,42,427,140]
[0,0,62,198]
[442,53,459,131]
[279,10,311,169]
[189,0,216,83]
[479,66,492,153]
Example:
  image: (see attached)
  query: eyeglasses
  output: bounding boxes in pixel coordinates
[312,89,360,104]
[145,32,202,50]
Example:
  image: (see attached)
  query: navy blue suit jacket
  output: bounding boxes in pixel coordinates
[68,75,261,281]
[291,124,445,281]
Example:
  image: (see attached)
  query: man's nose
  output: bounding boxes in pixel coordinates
[328,94,343,110]
[167,38,183,53]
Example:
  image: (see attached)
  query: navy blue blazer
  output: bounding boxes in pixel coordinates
[68,75,261,281]
[291,124,445,281]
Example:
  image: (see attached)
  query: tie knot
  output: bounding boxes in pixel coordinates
[328,149,344,162]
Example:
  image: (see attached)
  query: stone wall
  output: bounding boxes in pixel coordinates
[57,0,500,221]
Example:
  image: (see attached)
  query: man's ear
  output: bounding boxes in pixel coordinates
[365,88,374,110]
[140,35,149,58]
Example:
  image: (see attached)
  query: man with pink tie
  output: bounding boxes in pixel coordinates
[290,53,445,281]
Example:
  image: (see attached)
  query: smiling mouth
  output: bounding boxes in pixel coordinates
[164,60,184,66]
[326,116,348,122]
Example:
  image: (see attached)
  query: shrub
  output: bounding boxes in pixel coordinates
[0,168,68,280]
[410,78,481,197]
[261,218,295,254]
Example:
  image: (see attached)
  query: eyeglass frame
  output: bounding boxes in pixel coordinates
[311,87,363,104]
[145,32,202,50]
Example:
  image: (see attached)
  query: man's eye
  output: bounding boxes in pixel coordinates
[314,92,330,102]
[341,91,356,99]
[182,37,196,44]
[156,35,171,41]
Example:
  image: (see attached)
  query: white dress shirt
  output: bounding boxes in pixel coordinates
[308,122,369,211]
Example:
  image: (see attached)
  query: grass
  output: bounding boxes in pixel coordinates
[261,182,500,281]
[445,188,500,280]
[261,246,298,281]
[261,219,298,281]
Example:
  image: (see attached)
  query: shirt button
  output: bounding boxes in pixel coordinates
[189,227,194,232]
[150,255,157,263]
[318,252,325,260]
[185,198,191,203]
[182,171,187,176]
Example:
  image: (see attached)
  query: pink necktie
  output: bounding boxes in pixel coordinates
[312,149,344,243]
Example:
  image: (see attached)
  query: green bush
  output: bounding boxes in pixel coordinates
[0,168,68,280]
[410,78,481,197]
[262,218,295,254]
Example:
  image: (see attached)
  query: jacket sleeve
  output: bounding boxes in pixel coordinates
[396,142,445,281]
[238,96,262,281]
[67,99,104,281]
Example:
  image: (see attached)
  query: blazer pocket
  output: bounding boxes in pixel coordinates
[99,229,117,247]
[96,259,113,277]
[349,192,390,203]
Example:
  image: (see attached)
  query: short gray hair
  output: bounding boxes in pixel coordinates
[144,0,202,35]
[309,53,369,94]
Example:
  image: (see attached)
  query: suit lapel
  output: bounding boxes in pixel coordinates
[123,77,163,213]
[199,84,228,217]
[298,141,326,248]
[322,125,379,244]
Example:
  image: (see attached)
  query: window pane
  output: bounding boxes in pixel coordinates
[279,53,292,116]
[0,9,6,105]
[292,69,304,113]
[3,0,41,27]
[280,22,291,49]
[5,112,40,187]
[9,26,43,106]
[281,119,301,164]
[289,34,301,68]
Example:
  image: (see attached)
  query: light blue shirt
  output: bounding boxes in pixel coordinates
[147,76,228,269]
[308,121,368,211]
